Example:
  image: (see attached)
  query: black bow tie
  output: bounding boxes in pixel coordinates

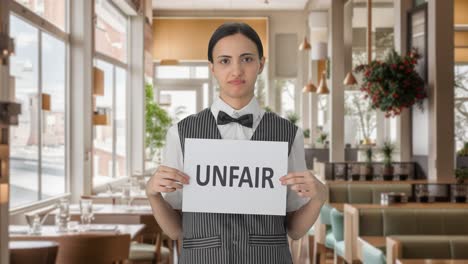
[217,111,253,128]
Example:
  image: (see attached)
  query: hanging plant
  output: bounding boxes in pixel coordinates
[354,49,427,117]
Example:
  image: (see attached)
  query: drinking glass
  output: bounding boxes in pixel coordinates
[121,184,132,208]
[80,198,94,230]
[56,198,70,232]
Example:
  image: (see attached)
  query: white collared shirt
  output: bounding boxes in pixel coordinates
[162,97,310,212]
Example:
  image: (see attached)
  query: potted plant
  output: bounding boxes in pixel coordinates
[354,49,426,118]
[453,168,468,203]
[381,141,395,181]
[316,132,328,148]
[145,83,172,164]
[456,142,468,168]
[286,111,300,125]
[350,164,361,181]
[303,128,311,146]
[360,148,374,181]
[397,164,409,181]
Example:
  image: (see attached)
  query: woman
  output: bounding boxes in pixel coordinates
[146,22,326,264]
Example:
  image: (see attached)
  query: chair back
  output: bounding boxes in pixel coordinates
[18,234,130,264]
[9,241,58,264]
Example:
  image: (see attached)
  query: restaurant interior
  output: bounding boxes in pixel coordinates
[0,0,467,263]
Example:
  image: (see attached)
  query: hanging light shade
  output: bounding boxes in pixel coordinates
[311,42,328,60]
[343,71,358,86]
[316,72,329,94]
[302,81,317,93]
[299,37,311,51]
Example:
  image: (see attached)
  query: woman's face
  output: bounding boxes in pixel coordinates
[209,33,265,103]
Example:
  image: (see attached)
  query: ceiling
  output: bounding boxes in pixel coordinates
[152,0,310,11]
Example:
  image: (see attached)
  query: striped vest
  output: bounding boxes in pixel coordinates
[177,108,298,264]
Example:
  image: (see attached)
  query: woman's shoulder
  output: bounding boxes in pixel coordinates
[177,108,212,125]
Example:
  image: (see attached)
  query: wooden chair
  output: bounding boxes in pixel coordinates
[9,241,59,264]
[17,234,131,264]
[129,215,172,264]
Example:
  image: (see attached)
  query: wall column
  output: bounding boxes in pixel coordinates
[427,0,454,180]
[329,0,345,162]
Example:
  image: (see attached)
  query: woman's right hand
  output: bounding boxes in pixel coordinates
[146,165,190,196]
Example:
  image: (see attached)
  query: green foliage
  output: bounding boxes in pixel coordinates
[457,142,468,157]
[286,111,300,125]
[145,83,172,157]
[264,106,272,112]
[316,132,328,145]
[455,167,468,184]
[303,128,310,139]
[354,49,426,117]
[381,141,395,167]
[363,147,373,165]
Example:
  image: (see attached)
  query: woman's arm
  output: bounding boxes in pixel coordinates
[282,128,327,240]
[147,192,182,240]
[146,125,188,240]
[282,172,326,240]
[146,165,189,240]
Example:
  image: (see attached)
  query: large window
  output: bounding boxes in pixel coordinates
[9,14,67,208]
[93,60,128,186]
[154,64,212,124]
[93,0,129,187]
[344,0,395,147]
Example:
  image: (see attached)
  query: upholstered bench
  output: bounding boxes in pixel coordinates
[328,183,413,204]
[356,209,468,264]
[315,183,412,263]
[386,236,468,264]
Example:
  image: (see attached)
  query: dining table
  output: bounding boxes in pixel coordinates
[9,224,145,240]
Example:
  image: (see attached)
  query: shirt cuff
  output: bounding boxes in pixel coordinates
[162,189,182,210]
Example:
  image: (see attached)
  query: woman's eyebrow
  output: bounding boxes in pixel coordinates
[240,53,255,57]
[216,53,255,59]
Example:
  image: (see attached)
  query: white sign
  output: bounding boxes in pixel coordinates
[182,138,288,216]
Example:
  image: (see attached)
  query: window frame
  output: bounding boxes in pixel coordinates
[8,0,71,210]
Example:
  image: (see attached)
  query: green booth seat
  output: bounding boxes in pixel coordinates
[330,208,345,258]
[391,236,468,260]
[359,209,468,264]
[361,241,386,264]
[320,204,335,249]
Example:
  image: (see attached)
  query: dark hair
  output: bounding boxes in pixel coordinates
[207,22,264,63]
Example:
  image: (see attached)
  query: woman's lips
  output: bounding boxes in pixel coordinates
[228,80,245,85]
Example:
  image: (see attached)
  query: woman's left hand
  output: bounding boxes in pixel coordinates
[279,171,326,199]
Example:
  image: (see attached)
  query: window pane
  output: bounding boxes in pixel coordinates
[41,32,66,198]
[195,66,209,79]
[455,65,468,150]
[156,66,190,79]
[159,90,197,123]
[115,67,127,178]
[94,60,114,185]
[279,80,295,117]
[9,15,40,207]
[95,0,127,62]
[15,0,66,31]
[344,91,377,146]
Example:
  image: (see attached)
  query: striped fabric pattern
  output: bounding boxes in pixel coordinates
[177,108,298,264]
